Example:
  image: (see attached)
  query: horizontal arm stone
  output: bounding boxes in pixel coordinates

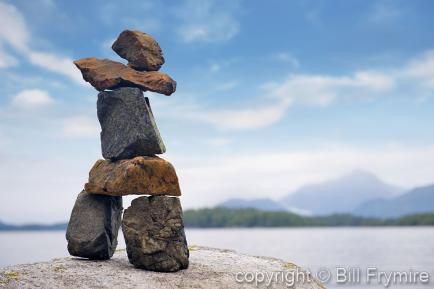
[74,58,176,95]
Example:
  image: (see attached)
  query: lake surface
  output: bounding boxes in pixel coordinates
[1,227,433,288]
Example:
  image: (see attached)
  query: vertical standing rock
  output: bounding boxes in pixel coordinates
[97,87,166,160]
[122,196,189,272]
[66,190,123,260]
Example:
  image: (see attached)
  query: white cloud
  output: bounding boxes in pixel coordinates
[305,8,321,25]
[173,143,434,208]
[214,81,239,92]
[273,52,300,68]
[0,2,28,51]
[99,2,162,33]
[11,89,53,109]
[205,137,232,147]
[210,63,220,73]
[62,116,99,138]
[27,51,83,84]
[269,70,395,106]
[174,0,240,43]
[0,2,82,84]
[208,58,238,73]
[161,69,396,130]
[195,98,292,130]
[368,1,402,24]
[401,50,434,88]
[0,47,18,68]
[178,49,434,131]
[101,38,116,54]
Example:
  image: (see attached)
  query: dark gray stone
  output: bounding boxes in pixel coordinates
[122,196,189,272]
[66,190,123,260]
[97,87,166,160]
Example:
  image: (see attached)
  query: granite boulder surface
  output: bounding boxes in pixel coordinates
[0,247,326,289]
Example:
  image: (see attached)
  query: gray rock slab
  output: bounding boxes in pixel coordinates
[97,87,166,160]
[66,190,123,260]
[0,247,325,289]
[122,196,189,272]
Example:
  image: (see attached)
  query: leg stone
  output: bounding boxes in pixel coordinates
[66,190,123,260]
[122,196,189,272]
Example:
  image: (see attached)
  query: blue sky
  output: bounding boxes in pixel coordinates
[1,0,434,223]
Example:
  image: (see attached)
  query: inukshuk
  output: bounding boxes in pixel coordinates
[66,30,189,272]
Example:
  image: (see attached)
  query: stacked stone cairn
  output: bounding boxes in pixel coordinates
[66,30,189,272]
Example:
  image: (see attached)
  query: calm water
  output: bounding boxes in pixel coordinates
[1,227,433,288]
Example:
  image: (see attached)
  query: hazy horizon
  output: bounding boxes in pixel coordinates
[1,168,433,225]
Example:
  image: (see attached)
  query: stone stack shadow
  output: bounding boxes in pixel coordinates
[66,30,189,272]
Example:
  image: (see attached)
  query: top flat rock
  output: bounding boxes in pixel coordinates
[0,246,325,289]
[74,58,176,95]
[112,30,165,71]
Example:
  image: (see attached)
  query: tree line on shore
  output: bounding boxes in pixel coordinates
[183,208,434,227]
[1,208,434,230]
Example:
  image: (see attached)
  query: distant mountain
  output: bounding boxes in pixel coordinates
[355,184,434,218]
[281,170,403,215]
[217,198,286,211]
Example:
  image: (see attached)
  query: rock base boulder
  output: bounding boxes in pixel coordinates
[0,247,325,289]
[66,191,123,260]
[122,196,189,272]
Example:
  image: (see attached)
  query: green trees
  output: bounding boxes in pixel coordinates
[183,208,434,227]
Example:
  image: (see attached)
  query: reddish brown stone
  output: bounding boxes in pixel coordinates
[112,30,164,71]
[85,156,181,197]
[74,58,176,95]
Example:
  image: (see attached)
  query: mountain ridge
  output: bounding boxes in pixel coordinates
[216,170,434,217]
[354,184,434,217]
[217,198,286,211]
[280,170,403,215]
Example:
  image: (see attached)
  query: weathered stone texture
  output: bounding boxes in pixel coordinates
[97,87,165,160]
[122,196,189,272]
[85,157,181,197]
[112,30,165,71]
[66,190,123,260]
[74,58,176,95]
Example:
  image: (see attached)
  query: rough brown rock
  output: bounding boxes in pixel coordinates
[85,156,181,197]
[122,196,189,272]
[73,58,176,95]
[112,30,165,71]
